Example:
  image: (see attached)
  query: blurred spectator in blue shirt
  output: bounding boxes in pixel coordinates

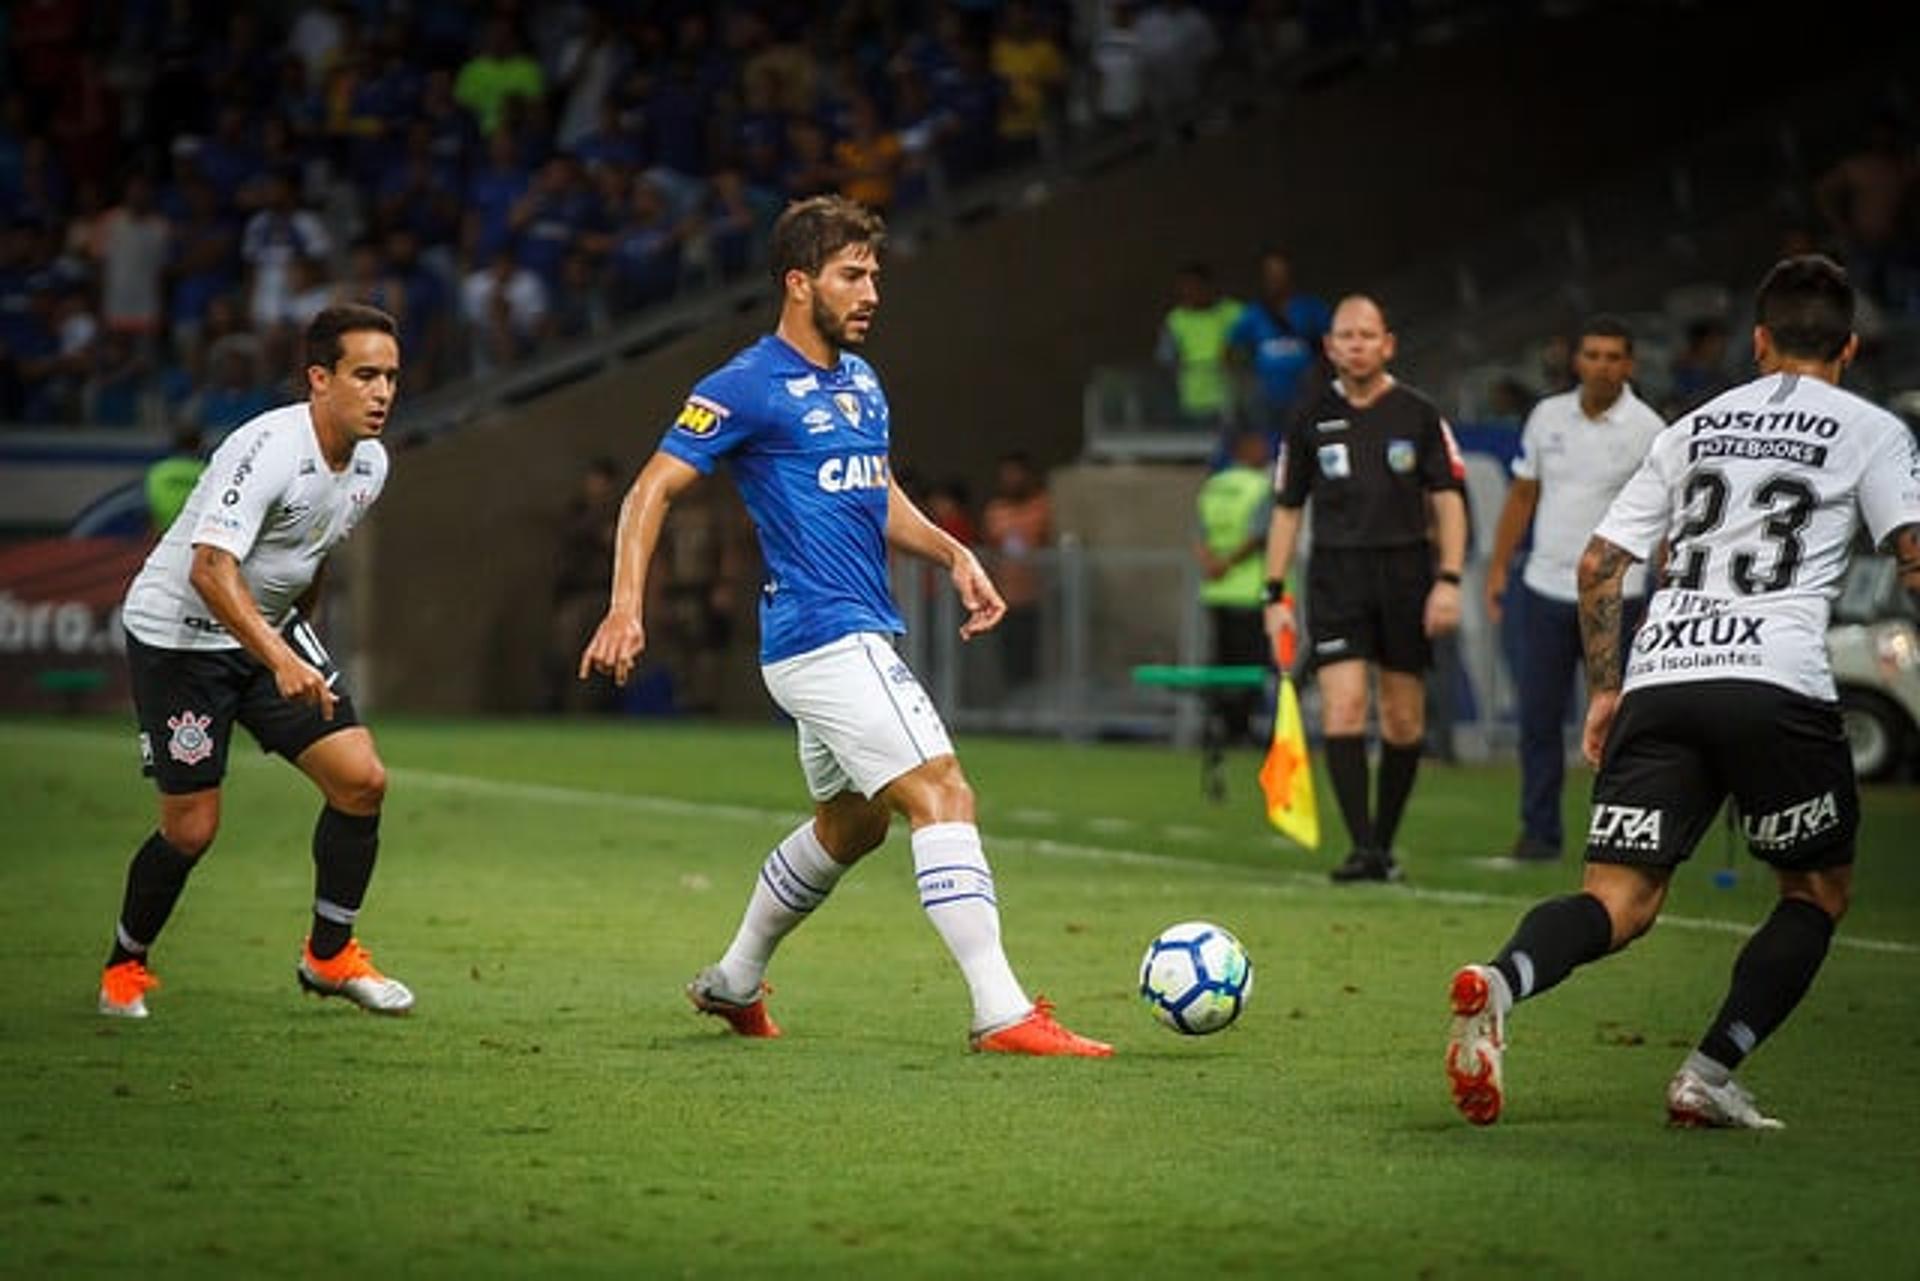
[1227,250,1330,436]
[574,99,647,176]
[512,152,604,292]
[179,338,272,439]
[465,130,534,265]
[601,177,685,316]
[164,177,240,362]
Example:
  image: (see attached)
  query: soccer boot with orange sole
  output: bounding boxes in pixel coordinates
[1446,964,1506,1125]
[297,939,414,1015]
[970,997,1113,1057]
[686,965,781,1038]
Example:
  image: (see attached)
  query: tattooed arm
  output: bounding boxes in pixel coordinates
[1577,536,1638,691]
[1576,534,1640,764]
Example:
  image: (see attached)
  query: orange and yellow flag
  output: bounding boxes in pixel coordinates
[1258,615,1320,849]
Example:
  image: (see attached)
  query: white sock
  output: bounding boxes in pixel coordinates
[912,822,1029,1031]
[716,821,847,997]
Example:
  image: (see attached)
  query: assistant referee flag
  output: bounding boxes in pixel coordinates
[1258,612,1320,849]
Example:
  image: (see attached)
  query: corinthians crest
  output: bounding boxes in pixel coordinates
[166,710,215,765]
[833,392,863,429]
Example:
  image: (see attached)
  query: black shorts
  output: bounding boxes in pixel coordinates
[1587,679,1857,871]
[126,616,361,795]
[1305,544,1434,673]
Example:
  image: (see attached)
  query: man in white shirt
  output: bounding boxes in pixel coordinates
[1484,316,1665,861]
[100,305,413,1021]
[462,245,550,371]
[1448,256,1920,1129]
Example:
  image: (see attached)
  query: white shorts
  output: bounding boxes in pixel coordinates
[761,632,955,801]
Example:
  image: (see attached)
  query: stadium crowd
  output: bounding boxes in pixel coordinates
[0,0,1349,435]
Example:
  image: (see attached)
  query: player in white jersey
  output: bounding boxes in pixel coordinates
[578,196,1110,1056]
[98,305,414,1020]
[1445,256,1920,1129]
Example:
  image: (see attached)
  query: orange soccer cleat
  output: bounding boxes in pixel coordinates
[296,939,414,1015]
[686,966,782,1038]
[970,997,1113,1058]
[99,959,161,1019]
[1446,965,1506,1125]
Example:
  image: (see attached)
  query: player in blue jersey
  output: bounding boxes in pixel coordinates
[578,195,1112,1057]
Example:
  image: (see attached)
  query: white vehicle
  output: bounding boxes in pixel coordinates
[1827,555,1920,782]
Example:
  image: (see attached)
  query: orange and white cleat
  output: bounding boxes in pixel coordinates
[296,939,414,1015]
[970,996,1113,1058]
[1446,965,1506,1125]
[686,966,781,1038]
[99,959,161,1019]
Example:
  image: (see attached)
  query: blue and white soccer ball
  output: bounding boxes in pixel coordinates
[1138,920,1253,1035]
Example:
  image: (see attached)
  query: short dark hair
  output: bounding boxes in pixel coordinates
[304,304,399,372]
[769,196,886,284]
[1579,313,1634,353]
[1755,254,1854,360]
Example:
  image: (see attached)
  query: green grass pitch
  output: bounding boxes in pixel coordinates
[3,716,1917,1278]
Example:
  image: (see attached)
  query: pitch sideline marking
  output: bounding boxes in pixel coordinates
[12,725,1915,956]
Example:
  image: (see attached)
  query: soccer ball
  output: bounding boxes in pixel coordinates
[1138,920,1253,1035]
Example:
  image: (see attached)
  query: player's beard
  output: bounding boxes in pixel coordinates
[812,294,869,352]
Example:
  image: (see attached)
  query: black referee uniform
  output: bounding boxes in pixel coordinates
[1274,378,1466,881]
[1277,381,1465,671]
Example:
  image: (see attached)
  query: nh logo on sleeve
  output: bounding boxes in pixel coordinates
[674,395,730,436]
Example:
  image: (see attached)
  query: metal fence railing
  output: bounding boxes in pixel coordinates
[892,540,1524,761]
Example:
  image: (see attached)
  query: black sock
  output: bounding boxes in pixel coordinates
[1696,898,1835,1071]
[310,807,380,960]
[1324,735,1374,850]
[108,833,198,967]
[1373,740,1423,855]
[1492,892,1614,1004]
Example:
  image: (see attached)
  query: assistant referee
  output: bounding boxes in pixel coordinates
[1263,295,1468,882]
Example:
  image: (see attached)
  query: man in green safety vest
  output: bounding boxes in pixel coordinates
[144,427,206,538]
[1193,427,1274,743]
[1157,262,1244,427]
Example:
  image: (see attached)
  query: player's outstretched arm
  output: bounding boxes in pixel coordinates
[885,477,1005,638]
[1575,534,1639,765]
[188,544,336,719]
[579,451,702,686]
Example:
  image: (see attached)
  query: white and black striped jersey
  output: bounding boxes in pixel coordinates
[1594,371,1920,700]
[123,403,387,652]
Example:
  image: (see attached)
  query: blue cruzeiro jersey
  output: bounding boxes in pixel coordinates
[659,334,904,663]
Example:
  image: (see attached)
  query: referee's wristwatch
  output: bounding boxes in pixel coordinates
[1262,577,1288,605]
[1435,570,1463,587]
